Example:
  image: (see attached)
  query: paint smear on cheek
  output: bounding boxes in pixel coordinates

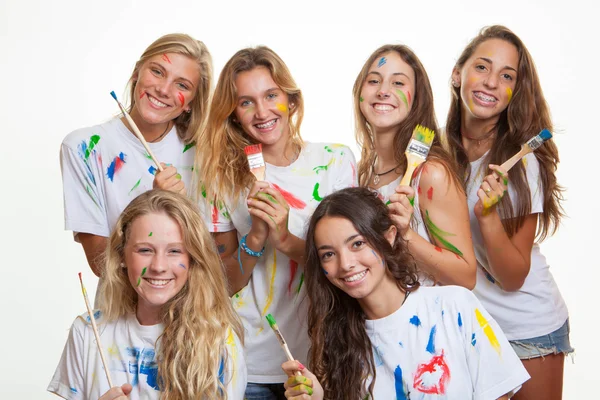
[468,97,475,112]
[137,267,147,287]
[162,54,171,64]
[177,92,185,108]
[506,87,513,102]
[276,103,288,112]
[359,96,364,102]
[406,91,411,105]
[396,89,409,108]
[178,263,186,269]
[139,92,146,100]
[148,232,152,237]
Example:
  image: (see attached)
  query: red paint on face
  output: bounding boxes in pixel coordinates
[434,246,443,253]
[455,253,461,260]
[407,91,411,105]
[177,92,185,108]
[427,187,433,200]
[162,54,172,64]
[288,260,299,293]
[271,183,307,209]
[139,92,146,100]
[413,351,451,394]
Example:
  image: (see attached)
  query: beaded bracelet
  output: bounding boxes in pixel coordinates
[240,234,265,257]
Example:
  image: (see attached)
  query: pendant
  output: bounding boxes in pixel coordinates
[373,174,380,185]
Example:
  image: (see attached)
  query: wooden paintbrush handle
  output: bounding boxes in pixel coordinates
[399,153,425,186]
[500,146,530,172]
[118,104,164,172]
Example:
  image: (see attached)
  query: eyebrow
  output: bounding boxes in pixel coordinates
[367,71,411,79]
[317,234,360,251]
[148,61,196,88]
[238,87,281,100]
[476,57,517,73]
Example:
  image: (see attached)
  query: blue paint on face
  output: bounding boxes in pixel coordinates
[126,347,160,390]
[322,267,328,275]
[426,325,437,354]
[394,365,407,400]
[458,312,463,328]
[378,57,387,68]
[409,315,421,327]
[86,310,101,323]
[178,263,186,269]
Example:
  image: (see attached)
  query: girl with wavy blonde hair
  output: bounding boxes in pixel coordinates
[48,189,246,399]
[196,46,357,399]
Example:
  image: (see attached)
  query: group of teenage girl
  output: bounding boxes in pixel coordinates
[48,24,572,400]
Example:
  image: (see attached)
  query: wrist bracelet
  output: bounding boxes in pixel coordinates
[240,234,265,257]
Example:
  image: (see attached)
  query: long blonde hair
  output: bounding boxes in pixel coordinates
[127,33,213,143]
[99,189,243,399]
[195,46,304,205]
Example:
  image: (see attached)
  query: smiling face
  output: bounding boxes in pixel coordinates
[453,39,518,126]
[315,216,398,305]
[359,52,415,135]
[234,66,290,149]
[131,52,201,127]
[123,211,190,324]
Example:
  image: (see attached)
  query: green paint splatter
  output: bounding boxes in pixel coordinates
[312,183,323,201]
[396,89,408,108]
[257,192,279,204]
[183,142,195,153]
[85,135,100,159]
[137,267,147,287]
[424,210,463,256]
[137,277,141,287]
[222,210,231,219]
[296,272,304,293]
[148,232,153,237]
[306,386,313,396]
[313,165,328,174]
[144,153,153,160]
[86,185,101,208]
[408,197,415,207]
[324,146,334,153]
[175,173,182,180]
[385,200,391,206]
[129,178,142,195]
[141,267,147,276]
[360,96,364,102]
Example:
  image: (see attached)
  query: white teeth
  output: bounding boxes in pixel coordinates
[374,104,394,111]
[148,96,168,108]
[147,279,170,286]
[474,92,497,102]
[256,119,276,129]
[344,270,367,282]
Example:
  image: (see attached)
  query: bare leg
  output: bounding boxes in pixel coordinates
[512,353,565,400]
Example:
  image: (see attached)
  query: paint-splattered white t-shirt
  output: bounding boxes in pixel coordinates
[365,286,529,399]
[48,311,246,399]
[61,117,195,239]
[467,152,568,340]
[206,142,357,383]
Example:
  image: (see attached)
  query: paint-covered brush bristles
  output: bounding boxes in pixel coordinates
[78,272,114,387]
[245,144,266,181]
[109,91,163,172]
[398,124,436,186]
[501,129,553,171]
[266,314,302,376]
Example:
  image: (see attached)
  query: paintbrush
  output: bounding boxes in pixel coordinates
[245,144,266,181]
[266,314,302,376]
[398,125,436,186]
[500,129,553,171]
[78,272,114,387]
[110,91,163,172]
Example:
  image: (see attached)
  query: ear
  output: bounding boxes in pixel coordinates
[451,68,461,87]
[384,224,397,247]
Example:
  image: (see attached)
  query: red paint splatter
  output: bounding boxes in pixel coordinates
[455,253,461,260]
[272,183,306,209]
[427,187,433,200]
[177,92,185,108]
[434,246,443,253]
[212,204,218,232]
[418,186,422,195]
[413,351,450,394]
[162,54,172,64]
[407,91,411,105]
[288,260,298,293]
[139,92,145,100]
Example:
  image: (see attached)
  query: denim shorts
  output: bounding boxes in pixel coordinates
[244,382,287,400]
[509,318,574,360]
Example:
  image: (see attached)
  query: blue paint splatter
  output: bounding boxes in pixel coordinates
[442,310,445,317]
[126,347,159,390]
[394,365,407,400]
[218,357,225,384]
[321,267,328,275]
[378,57,387,68]
[70,387,77,394]
[483,267,496,284]
[178,263,186,269]
[148,165,157,175]
[409,315,421,327]
[471,333,477,346]
[373,346,384,367]
[426,325,437,354]
[86,310,101,322]
[106,152,126,181]
[398,341,404,348]
[458,313,463,329]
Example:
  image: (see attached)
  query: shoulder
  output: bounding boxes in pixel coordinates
[417,159,462,198]
[62,118,120,150]
[304,142,354,155]
[522,153,541,176]
[414,285,477,307]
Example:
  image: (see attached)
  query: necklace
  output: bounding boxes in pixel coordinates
[149,122,172,143]
[462,130,495,146]
[372,163,399,185]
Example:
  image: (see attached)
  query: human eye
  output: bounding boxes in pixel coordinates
[177,82,189,90]
[137,247,153,254]
[320,251,334,261]
[151,68,163,76]
[267,92,278,100]
[501,73,513,81]
[240,99,252,107]
[393,80,405,86]
[352,240,366,249]
[475,64,487,71]
[169,248,184,254]
[367,79,380,85]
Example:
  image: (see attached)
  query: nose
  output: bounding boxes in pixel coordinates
[338,249,355,273]
[484,74,498,89]
[155,79,170,98]
[254,100,270,120]
[148,252,168,274]
[377,81,392,99]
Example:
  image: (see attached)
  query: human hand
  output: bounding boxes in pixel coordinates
[388,184,415,239]
[99,383,133,400]
[153,163,185,194]
[282,360,324,400]
[474,164,508,219]
[247,184,291,249]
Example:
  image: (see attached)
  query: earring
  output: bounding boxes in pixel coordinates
[289,103,295,109]
[120,262,125,269]
[452,80,460,88]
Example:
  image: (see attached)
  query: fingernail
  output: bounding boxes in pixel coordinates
[298,362,305,370]
[165,163,172,167]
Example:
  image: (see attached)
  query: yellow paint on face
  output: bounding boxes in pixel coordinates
[475,308,501,355]
[506,87,513,102]
[468,98,475,112]
[276,103,288,112]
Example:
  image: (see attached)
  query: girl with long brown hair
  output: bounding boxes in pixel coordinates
[445,25,572,399]
[281,187,528,399]
[353,45,476,288]
[48,190,246,399]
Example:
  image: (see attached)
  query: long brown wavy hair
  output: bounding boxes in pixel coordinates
[195,46,304,205]
[353,44,460,188]
[304,187,420,399]
[99,189,243,399]
[445,25,564,240]
[127,33,213,143]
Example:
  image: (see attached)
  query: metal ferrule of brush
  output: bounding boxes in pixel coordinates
[407,139,430,158]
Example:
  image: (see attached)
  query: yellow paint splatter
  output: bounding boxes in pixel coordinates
[506,87,513,102]
[232,292,246,310]
[468,98,475,112]
[226,328,238,385]
[276,103,288,112]
[107,344,119,356]
[475,308,501,355]
[522,157,528,167]
[262,251,277,316]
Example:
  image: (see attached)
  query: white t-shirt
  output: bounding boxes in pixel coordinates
[466,153,568,340]
[207,142,357,383]
[61,117,195,238]
[47,311,246,399]
[365,286,529,399]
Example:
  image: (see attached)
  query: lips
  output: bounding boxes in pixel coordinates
[254,119,277,130]
[473,91,497,103]
[343,270,367,282]
[373,103,396,112]
[145,278,172,286]
[147,94,171,109]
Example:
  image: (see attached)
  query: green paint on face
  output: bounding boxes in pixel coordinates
[128,178,142,195]
[408,196,415,207]
[265,313,277,328]
[312,183,323,201]
[141,267,147,276]
[183,142,195,153]
[137,277,141,287]
[148,232,152,237]
[257,192,279,204]
[296,272,305,293]
[85,135,100,159]
[396,89,409,108]
[360,96,364,102]
[424,210,463,256]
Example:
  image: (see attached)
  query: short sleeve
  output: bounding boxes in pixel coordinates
[61,142,109,238]
[47,318,87,399]
[522,153,543,214]
[463,293,530,399]
[332,145,358,191]
[198,196,235,233]
[223,328,248,398]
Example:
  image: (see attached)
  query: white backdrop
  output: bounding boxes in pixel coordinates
[1,0,597,398]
